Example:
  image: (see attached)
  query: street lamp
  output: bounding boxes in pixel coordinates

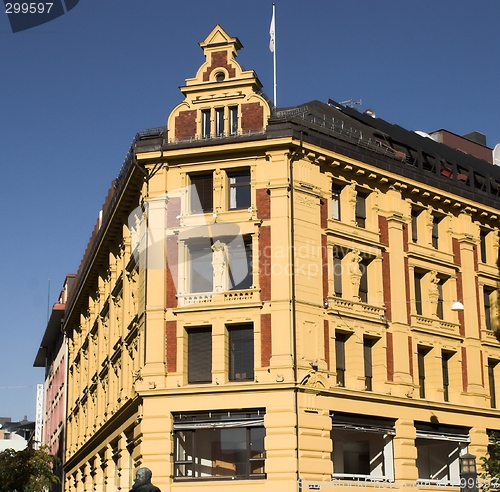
[460,453,478,492]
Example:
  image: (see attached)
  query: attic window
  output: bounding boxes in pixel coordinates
[215,72,225,82]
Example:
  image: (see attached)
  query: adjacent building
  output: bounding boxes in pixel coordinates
[58,26,500,492]
[34,274,75,491]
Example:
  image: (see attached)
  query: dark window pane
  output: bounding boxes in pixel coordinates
[356,193,367,228]
[191,174,213,213]
[188,328,212,383]
[229,325,254,381]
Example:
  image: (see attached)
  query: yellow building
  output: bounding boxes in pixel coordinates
[62,26,500,491]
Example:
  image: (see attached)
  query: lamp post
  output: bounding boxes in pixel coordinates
[460,453,478,492]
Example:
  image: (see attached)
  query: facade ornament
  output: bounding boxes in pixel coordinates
[349,249,363,300]
[428,270,440,315]
[211,240,228,293]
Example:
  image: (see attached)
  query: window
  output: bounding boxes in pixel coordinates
[335,333,346,387]
[484,287,496,331]
[415,422,469,486]
[332,185,342,220]
[333,247,344,297]
[411,209,420,243]
[489,360,498,409]
[436,279,444,320]
[480,230,488,263]
[331,413,395,482]
[414,271,423,316]
[189,242,213,293]
[355,192,367,228]
[187,327,212,384]
[228,169,251,210]
[216,108,225,137]
[173,409,266,480]
[228,324,254,381]
[431,217,440,249]
[190,173,213,213]
[187,236,252,294]
[229,106,238,136]
[417,347,429,399]
[201,109,211,139]
[442,351,452,402]
[227,237,252,290]
[363,337,374,391]
[359,258,370,303]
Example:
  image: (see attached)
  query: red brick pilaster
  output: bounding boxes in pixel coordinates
[386,332,394,382]
[408,336,413,381]
[166,320,177,372]
[461,346,468,392]
[324,319,330,370]
[256,189,270,220]
[259,226,271,301]
[261,314,271,367]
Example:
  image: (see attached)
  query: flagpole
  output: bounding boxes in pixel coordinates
[270,3,277,107]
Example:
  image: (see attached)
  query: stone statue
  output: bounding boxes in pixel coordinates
[428,270,440,316]
[129,467,161,492]
[212,240,228,293]
[348,249,363,300]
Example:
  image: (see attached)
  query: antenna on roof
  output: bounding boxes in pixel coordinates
[493,143,500,166]
[340,99,362,108]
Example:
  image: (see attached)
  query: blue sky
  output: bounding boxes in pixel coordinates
[1,1,499,421]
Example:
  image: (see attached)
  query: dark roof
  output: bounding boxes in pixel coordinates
[268,99,500,210]
[33,304,65,367]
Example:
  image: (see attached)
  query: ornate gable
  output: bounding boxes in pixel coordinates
[167,25,271,143]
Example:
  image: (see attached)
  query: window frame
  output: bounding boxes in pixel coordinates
[335,332,347,387]
[355,192,367,228]
[227,169,251,211]
[190,173,213,214]
[173,409,266,481]
[228,324,254,382]
[187,327,212,384]
[415,422,469,487]
[331,413,395,482]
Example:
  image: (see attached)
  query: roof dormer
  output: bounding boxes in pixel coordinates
[167,25,271,143]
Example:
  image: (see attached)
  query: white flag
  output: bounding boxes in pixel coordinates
[269,6,275,53]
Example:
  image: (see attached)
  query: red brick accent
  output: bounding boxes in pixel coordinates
[175,110,196,140]
[461,346,468,392]
[322,235,328,300]
[324,319,330,370]
[408,336,414,381]
[404,256,411,325]
[241,102,264,132]
[256,188,270,220]
[378,216,389,247]
[202,51,236,81]
[382,251,392,322]
[473,245,482,337]
[452,238,461,265]
[166,320,177,372]
[261,313,271,367]
[259,226,271,301]
[166,236,178,309]
[386,332,394,382]
[167,197,180,229]
[320,199,327,229]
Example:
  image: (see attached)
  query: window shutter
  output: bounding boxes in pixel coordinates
[188,328,212,383]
